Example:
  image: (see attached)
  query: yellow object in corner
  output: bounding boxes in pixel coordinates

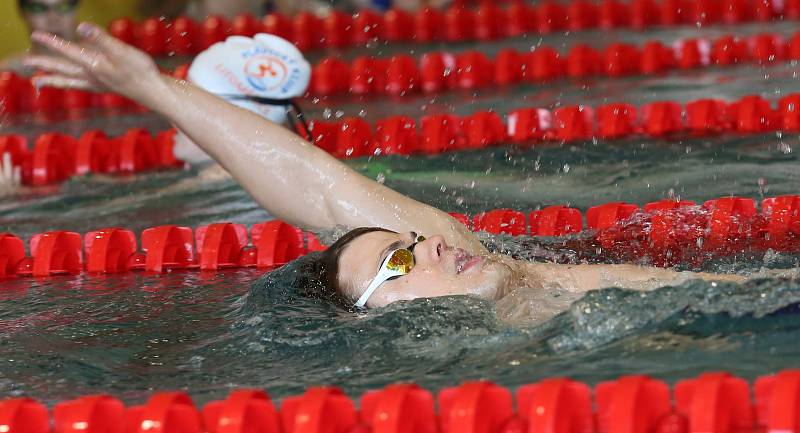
[0,0,144,60]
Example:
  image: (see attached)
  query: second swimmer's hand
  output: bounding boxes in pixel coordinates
[0,152,22,196]
[23,23,162,103]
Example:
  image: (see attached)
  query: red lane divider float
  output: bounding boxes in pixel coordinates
[2,92,799,190]
[3,370,800,433]
[303,94,800,157]
[306,31,800,97]
[0,70,142,118]
[5,30,800,117]
[0,129,180,187]
[1,220,325,278]
[1,194,800,279]
[103,0,799,57]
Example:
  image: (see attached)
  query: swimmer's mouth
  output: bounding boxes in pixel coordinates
[454,249,482,274]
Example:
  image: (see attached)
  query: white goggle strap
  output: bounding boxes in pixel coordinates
[354,255,403,308]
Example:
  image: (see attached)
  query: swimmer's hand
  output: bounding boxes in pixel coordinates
[23,23,161,103]
[0,152,22,195]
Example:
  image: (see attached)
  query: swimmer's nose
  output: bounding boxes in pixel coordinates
[414,235,446,264]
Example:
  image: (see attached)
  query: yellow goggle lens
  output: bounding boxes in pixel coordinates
[387,248,414,273]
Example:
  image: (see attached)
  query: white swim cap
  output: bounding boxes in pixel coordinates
[175,34,311,165]
[188,33,311,119]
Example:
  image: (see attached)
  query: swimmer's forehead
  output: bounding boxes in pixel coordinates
[338,230,405,298]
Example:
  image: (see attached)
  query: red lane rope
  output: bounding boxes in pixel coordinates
[1,195,799,277]
[1,370,800,433]
[0,70,143,118]
[0,129,180,187]
[301,93,800,157]
[107,0,797,56]
[3,30,798,116]
[305,31,800,97]
[2,93,799,188]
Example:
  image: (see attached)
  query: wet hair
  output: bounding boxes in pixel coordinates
[316,227,394,303]
[250,227,392,309]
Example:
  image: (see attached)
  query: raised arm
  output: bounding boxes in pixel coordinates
[27,23,484,253]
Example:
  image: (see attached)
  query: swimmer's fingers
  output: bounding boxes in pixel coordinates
[1,153,12,183]
[23,55,86,78]
[30,32,108,73]
[75,23,136,63]
[0,153,17,190]
[31,23,161,101]
[75,21,160,82]
[23,55,100,91]
[31,75,95,91]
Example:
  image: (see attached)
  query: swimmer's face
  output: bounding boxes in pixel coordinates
[337,231,513,308]
[21,0,79,40]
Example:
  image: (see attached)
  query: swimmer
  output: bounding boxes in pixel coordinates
[1,0,81,73]
[25,24,749,320]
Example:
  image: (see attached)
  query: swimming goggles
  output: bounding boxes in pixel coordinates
[354,235,425,308]
[216,94,312,139]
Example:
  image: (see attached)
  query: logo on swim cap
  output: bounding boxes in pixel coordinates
[240,44,307,96]
[244,56,289,92]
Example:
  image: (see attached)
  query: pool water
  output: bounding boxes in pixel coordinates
[2,19,800,406]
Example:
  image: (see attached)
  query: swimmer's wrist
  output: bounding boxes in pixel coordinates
[139,74,182,117]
